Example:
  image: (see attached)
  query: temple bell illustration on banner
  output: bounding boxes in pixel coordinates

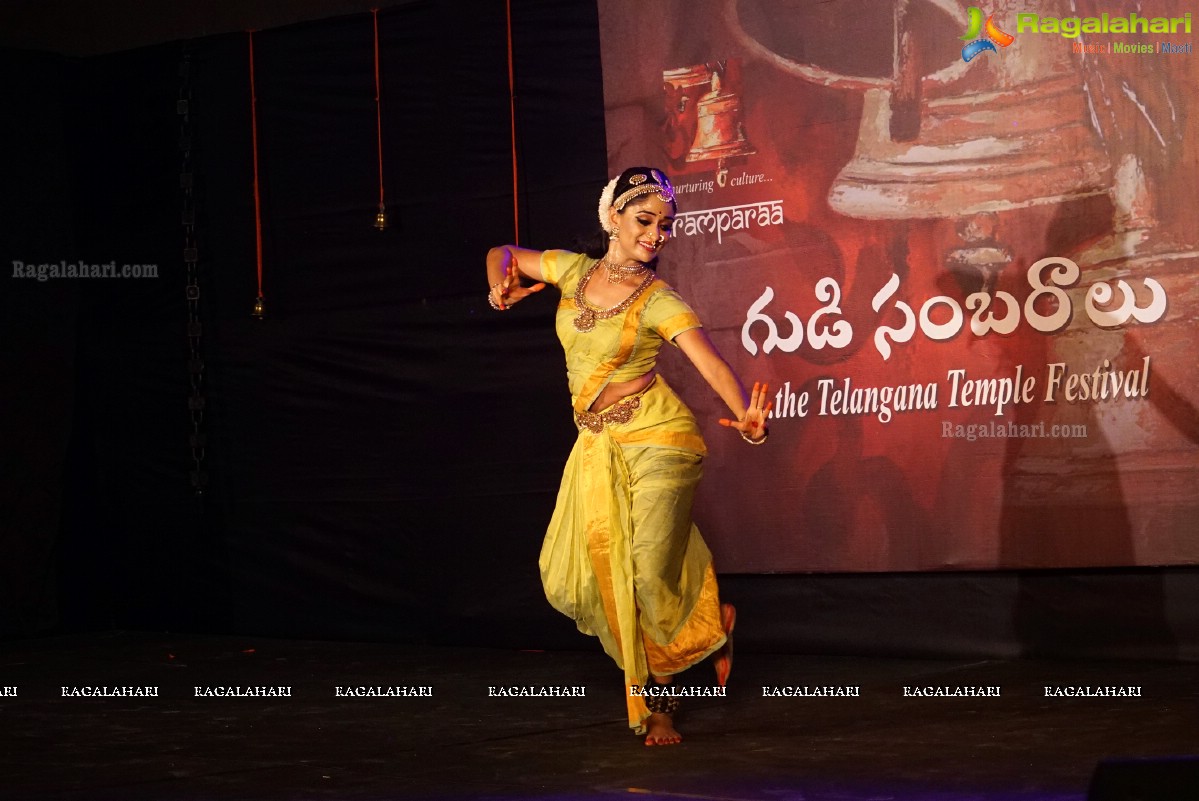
[663,60,756,185]
[725,0,1199,543]
[727,0,1113,287]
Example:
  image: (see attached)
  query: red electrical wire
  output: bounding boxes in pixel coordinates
[248,31,264,298]
[372,9,385,209]
[505,0,519,245]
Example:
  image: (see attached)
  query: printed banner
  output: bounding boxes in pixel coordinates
[598,0,1199,571]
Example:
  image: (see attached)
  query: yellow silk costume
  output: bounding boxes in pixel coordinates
[537,249,727,734]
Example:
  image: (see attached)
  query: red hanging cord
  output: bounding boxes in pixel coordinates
[248,31,265,306]
[505,0,519,245]
[372,9,385,212]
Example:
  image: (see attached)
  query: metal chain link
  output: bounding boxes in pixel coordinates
[179,49,207,498]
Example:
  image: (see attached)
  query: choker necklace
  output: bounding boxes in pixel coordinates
[601,255,648,284]
[572,262,655,332]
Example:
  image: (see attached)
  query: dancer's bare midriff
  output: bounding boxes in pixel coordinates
[588,370,656,413]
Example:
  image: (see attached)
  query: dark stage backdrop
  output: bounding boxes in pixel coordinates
[1,0,1196,661]
[3,1,609,646]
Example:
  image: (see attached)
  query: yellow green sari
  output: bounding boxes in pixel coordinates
[537,250,727,734]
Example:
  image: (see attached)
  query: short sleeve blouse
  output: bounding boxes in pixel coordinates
[539,249,703,393]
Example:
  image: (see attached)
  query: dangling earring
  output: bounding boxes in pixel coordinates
[609,226,619,241]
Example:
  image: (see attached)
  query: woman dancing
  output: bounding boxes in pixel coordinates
[485,167,770,746]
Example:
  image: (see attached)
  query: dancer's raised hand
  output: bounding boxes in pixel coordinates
[489,254,545,310]
[719,382,772,443]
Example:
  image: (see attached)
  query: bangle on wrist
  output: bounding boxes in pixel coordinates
[741,428,767,445]
[488,281,506,311]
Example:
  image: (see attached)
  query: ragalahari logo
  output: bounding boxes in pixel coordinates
[961,7,1015,61]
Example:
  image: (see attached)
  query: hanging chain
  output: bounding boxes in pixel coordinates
[179,48,207,498]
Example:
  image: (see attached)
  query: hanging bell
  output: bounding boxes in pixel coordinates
[827,0,1108,219]
[251,294,265,319]
[828,74,1110,219]
[663,64,713,165]
[686,66,755,164]
[374,202,388,231]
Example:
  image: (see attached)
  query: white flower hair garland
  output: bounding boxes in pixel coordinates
[597,176,619,234]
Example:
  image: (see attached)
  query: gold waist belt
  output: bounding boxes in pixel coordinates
[574,394,641,434]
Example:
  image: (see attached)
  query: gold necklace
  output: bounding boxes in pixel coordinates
[572,262,655,332]
[601,254,648,284]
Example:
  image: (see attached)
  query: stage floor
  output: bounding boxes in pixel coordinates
[1,632,1196,800]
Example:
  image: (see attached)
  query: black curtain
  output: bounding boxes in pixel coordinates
[1,46,78,637]
[24,0,608,645]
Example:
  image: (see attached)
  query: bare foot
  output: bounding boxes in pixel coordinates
[644,712,681,746]
[713,603,736,687]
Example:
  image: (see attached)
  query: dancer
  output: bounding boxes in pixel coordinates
[485,167,770,745]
